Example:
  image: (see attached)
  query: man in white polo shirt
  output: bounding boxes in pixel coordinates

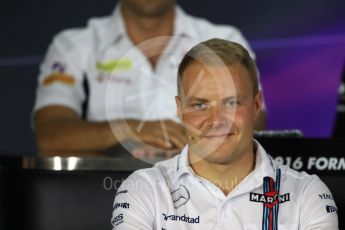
[111,39,338,229]
[33,0,265,156]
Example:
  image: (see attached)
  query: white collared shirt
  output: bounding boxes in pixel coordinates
[33,3,259,122]
[111,141,338,229]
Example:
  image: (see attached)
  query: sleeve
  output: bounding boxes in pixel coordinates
[299,176,339,230]
[111,171,155,229]
[33,31,86,116]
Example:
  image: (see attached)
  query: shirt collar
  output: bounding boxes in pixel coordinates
[110,3,197,44]
[175,145,193,180]
[252,139,277,179]
[110,2,126,43]
[174,139,277,183]
[173,5,197,38]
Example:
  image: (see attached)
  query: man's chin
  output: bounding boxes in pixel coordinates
[189,140,235,163]
[192,148,235,165]
[201,135,233,150]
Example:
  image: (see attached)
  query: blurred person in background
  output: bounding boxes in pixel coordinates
[33,0,265,157]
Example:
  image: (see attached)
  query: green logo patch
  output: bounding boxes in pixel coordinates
[96,59,132,73]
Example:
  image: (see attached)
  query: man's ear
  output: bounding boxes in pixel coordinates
[254,91,263,117]
[254,91,266,130]
[175,96,182,121]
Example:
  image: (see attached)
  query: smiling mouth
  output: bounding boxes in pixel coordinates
[203,133,234,139]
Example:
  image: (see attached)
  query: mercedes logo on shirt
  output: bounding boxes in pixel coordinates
[171,185,190,209]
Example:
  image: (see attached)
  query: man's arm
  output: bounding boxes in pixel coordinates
[35,105,119,156]
[35,105,187,156]
[299,176,338,229]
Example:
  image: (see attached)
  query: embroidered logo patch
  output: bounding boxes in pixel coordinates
[251,169,290,230]
[250,192,290,209]
[326,205,337,213]
[171,185,190,209]
[43,73,75,86]
[96,59,133,73]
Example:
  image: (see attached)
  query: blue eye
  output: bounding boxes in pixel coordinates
[225,99,239,108]
[192,103,207,110]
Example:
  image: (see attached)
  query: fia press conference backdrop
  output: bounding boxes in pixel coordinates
[0,0,345,154]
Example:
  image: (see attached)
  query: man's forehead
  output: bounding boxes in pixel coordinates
[181,64,236,93]
[183,62,235,76]
[182,65,235,84]
[180,61,252,97]
[181,62,249,85]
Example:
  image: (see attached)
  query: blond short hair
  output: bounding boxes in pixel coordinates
[177,38,258,96]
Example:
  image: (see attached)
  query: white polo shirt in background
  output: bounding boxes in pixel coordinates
[33,3,261,122]
[111,140,338,229]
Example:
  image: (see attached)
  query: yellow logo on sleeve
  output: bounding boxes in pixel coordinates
[96,59,133,73]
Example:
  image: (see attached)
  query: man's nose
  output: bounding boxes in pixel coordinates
[207,105,227,127]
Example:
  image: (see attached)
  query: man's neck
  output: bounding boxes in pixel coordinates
[190,147,256,196]
[121,4,175,68]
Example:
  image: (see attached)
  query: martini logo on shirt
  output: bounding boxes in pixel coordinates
[162,213,200,224]
[250,192,290,208]
[259,170,284,230]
